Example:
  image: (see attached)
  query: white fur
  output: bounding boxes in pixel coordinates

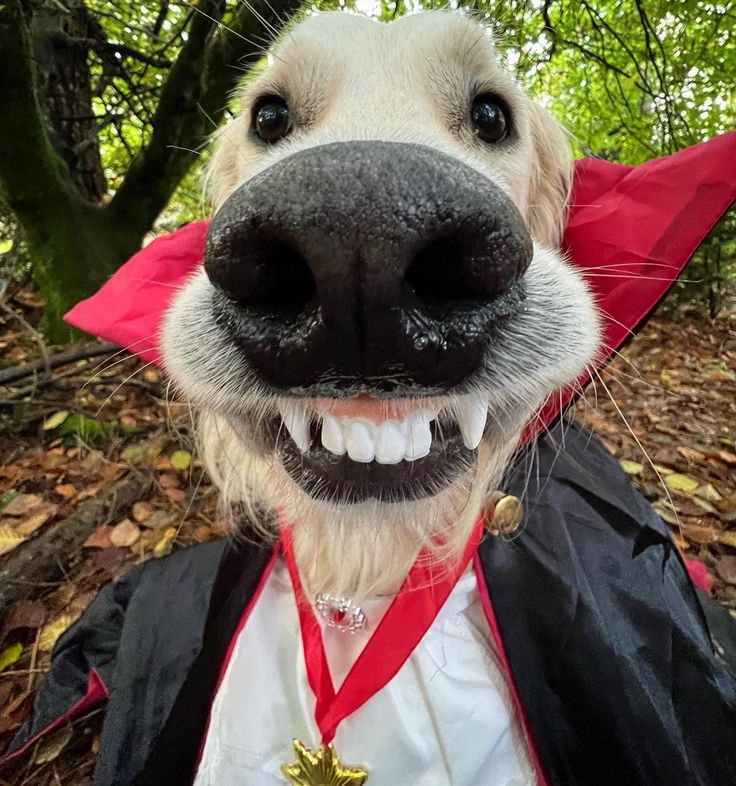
[162,11,601,597]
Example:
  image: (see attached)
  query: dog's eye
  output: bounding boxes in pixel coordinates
[471,95,509,143]
[253,96,291,143]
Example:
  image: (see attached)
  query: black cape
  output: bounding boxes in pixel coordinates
[4,420,736,785]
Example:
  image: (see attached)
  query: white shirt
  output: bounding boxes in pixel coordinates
[194,558,536,785]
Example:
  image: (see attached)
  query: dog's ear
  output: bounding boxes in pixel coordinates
[525,101,573,248]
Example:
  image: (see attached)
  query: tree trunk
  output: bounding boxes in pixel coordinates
[0,0,301,341]
[29,0,107,204]
[24,200,145,341]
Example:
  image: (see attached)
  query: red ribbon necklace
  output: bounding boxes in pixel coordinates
[280,515,485,744]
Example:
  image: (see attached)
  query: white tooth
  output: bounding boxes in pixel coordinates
[374,420,407,465]
[456,396,487,449]
[405,412,432,461]
[346,420,376,463]
[321,414,346,456]
[280,403,311,452]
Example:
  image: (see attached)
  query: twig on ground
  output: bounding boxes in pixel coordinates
[0,342,118,387]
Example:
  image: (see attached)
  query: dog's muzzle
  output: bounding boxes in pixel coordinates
[205,141,532,396]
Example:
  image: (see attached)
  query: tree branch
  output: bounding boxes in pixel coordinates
[107,0,303,237]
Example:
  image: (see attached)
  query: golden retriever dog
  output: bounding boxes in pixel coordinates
[162,10,600,599]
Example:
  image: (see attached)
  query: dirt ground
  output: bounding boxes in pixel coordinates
[0,291,734,783]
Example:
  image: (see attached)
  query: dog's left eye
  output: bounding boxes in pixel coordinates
[253,96,291,143]
[471,95,509,143]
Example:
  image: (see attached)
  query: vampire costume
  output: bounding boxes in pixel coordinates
[3,133,736,786]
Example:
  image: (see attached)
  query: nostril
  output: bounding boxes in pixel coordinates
[405,237,484,303]
[252,242,316,312]
[217,239,316,314]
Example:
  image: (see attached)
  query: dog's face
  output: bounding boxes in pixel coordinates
[163,11,599,582]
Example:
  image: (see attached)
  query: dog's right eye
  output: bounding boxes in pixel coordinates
[471,95,509,144]
[253,96,291,143]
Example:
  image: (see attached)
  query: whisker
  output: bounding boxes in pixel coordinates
[95,360,157,416]
[592,368,681,534]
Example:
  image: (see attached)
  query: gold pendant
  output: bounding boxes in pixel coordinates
[281,739,369,785]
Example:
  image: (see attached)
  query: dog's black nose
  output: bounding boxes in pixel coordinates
[205,141,532,393]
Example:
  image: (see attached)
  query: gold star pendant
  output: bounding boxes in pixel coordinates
[281,739,369,785]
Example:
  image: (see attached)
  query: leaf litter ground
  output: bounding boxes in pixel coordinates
[0,306,734,784]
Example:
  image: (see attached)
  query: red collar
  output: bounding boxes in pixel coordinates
[66,133,736,437]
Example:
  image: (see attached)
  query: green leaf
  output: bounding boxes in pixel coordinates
[170,450,192,471]
[0,489,18,512]
[665,473,699,494]
[619,459,644,475]
[0,642,23,672]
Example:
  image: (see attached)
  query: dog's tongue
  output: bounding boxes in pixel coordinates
[65,132,736,439]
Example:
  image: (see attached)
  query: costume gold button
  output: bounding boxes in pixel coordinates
[483,494,523,535]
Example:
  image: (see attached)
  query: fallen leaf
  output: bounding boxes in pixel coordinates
[694,483,722,503]
[132,501,153,524]
[153,527,177,557]
[164,487,186,505]
[715,450,736,466]
[664,473,699,494]
[170,450,192,471]
[692,497,719,515]
[76,482,103,501]
[83,525,114,549]
[158,473,180,489]
[34,724,74,764]
[2,492,42,517]
[16,504,58,537]
[619,459,644,475]
[192,525,214,543]
[42,410,70,431]
[679,523,719,544]
[2,600,47,636]
[54,483,78,499]
[38,613,78,652]
[718,531,736,550]
[110,518,141,548]
[715,556,736,586]
[91,547,129,573]
[0,526,26,557]
[717,493,736,515]
[140,509,178,530]
[0,643,23,672]
[99,463,126,483]
[676,446,706,464]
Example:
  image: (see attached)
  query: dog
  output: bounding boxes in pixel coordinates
[8,12,736,786]
[162,9,600,600]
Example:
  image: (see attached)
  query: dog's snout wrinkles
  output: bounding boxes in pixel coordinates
[205,141,533,394]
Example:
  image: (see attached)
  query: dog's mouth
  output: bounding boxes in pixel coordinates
[264,394,487,502]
